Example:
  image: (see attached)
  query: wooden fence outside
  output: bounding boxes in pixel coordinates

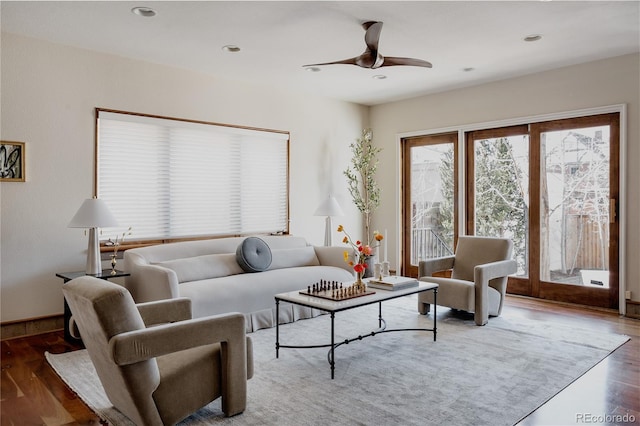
[564,215,609,272]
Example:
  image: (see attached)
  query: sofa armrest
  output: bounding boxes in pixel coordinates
[418,256,455,280]
[314,246,356,275]
[136,297,192,326]
[123,261,179,303]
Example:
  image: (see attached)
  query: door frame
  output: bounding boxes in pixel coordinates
[401,132,458,279]
[397,104,627,314]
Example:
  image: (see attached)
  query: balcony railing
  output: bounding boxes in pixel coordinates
[411,228,453,265]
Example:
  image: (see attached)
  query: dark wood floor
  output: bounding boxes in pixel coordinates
[1,296,638,426]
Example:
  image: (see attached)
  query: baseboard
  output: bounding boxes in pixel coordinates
[625,300,640,320]
[2,299,637,340]
[1,314,63,340]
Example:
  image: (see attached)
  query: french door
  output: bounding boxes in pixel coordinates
[529,114,619,308]
[401,133,457,278]
[402,113,620,309]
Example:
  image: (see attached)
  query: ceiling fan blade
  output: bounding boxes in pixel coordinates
[380,56,433,68]
[362,21,383,52]
[303,57,360,67]
[303,20,431,71]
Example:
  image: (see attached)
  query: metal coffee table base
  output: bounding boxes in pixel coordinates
[275,286,437,379]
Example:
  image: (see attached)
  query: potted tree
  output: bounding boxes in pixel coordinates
[344,128,382,277]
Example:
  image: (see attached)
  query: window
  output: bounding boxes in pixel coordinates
[96,109,289,242]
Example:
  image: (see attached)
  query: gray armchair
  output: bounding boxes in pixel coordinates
[63,276,253,426]
[418,236,517,326]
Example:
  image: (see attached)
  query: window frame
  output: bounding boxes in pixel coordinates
[94,108,290,249]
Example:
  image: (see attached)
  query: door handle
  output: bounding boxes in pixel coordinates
[610,198,617,223]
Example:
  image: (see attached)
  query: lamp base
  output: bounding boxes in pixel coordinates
[86,227,102,275]
[323,216,333,246]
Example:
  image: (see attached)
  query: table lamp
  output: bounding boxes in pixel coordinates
[68,197,119,275]
[314,195,344,246]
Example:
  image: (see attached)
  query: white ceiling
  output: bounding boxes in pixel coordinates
[2,1,639,106]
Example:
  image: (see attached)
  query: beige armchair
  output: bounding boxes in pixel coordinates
[418,236,517,326]
[63,276,253,426]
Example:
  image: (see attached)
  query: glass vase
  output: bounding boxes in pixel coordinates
[110,254,117,275]
[353,270,366,292]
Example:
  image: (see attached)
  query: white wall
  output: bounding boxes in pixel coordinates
[0,33,368,322]
[370,53,640,304]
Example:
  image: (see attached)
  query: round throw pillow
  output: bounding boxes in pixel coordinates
[236,237,272,272]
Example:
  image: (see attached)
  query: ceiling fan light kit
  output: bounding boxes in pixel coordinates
[524,34,543,42]
[131,7,156,18]
[222,45,241,53]
[304,21,432,70]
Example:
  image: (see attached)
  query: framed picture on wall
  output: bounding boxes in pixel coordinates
[0,141,26,182]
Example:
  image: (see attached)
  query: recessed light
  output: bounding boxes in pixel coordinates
[305,67,321,72]
[222,45,241,53]
[131,7,156,17]
[524,34,542,42]
[372,75,387,80]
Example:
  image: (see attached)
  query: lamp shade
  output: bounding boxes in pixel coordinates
[68,198,118,275]
[68,198,119,228]
[314,195,344,217]
[314,195,344,247]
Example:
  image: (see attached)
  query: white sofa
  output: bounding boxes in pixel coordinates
[123,235,355,332]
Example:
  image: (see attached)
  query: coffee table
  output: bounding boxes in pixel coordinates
[275,280,438,379]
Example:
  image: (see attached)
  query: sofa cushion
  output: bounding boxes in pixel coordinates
[236,237,272,273]
[156,253,243,283]
[269,246,320,270]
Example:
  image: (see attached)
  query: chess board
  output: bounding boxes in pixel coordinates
[299,280,375,301]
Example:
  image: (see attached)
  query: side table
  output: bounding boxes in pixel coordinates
[56,270,130,343]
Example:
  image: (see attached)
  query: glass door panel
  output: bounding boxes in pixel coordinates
[540,126,611,288]
[402,133,456,277]
[470,133,529,277]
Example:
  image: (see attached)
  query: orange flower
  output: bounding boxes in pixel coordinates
[337,225,382,274]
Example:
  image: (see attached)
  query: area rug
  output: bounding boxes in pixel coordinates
[46,295,629,426]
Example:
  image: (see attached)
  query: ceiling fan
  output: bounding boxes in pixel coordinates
[304,21,432,69]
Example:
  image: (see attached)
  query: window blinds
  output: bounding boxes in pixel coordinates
[97,110,289,241]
